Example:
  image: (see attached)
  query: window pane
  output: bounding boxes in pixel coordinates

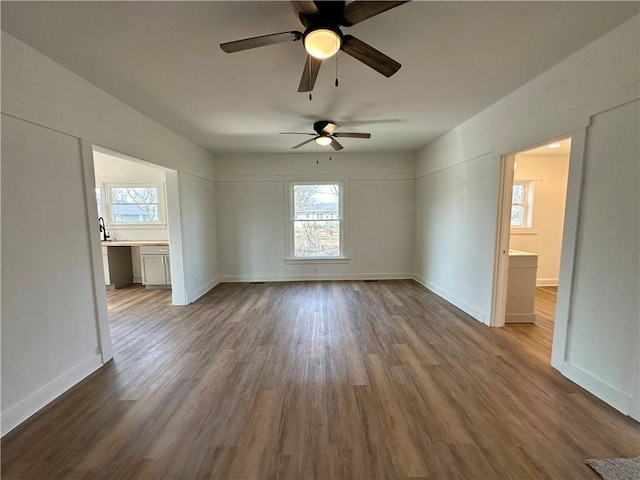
[294,184,339,220]
[512,184,523,204]
[511,205,524,226]
[110,187,159,222]
[112,203,159,222]
[112,187,158,204]
[294,220,340,257]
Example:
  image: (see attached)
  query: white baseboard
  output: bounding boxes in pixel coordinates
[187,277,220,303]
[217,273,413,283]
[557,360,635,418]
[536,278,559,286]
[413,274,485,324]
[1,354,103,437]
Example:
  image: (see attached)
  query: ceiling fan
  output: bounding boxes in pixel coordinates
[280,120,371,150]
[220,1,409,92]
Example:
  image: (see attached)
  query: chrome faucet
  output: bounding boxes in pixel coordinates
[98,216,110,242]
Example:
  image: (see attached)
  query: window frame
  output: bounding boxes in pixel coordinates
[510,179,538,233]
[98,182,167,229]
[285,181,349,263]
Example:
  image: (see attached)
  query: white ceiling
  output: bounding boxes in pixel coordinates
[519,137,571,155]
[2,1,638,154]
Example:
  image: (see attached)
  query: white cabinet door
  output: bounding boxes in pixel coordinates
[102,253,111,285]
[142,255,167,285]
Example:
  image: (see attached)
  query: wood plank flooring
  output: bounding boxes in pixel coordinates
[2,281,638,479]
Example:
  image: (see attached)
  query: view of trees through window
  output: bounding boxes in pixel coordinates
[110,186,159,222]
[511,180,533,227]
[293,184,340,257]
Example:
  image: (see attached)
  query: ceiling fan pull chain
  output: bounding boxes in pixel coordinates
[309,93,312,101]
[335,55,339,87]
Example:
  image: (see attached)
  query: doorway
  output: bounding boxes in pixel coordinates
[492,136,572,359]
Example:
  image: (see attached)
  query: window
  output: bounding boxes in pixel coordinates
[511,180,535,228]
[95,184,164,225]
[290,183,343,258]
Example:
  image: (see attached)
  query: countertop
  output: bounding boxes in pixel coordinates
[101,240,169,247]
[509,249,538,256]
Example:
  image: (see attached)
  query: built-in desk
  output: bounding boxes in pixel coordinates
[101,241,169,289]
[505,249,538,323]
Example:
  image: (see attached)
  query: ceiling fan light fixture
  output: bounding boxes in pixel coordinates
[304,28,341,59]
[315,135,332,146]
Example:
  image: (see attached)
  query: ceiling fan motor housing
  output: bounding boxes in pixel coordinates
[313,120,336,134]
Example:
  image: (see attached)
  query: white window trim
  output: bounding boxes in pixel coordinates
[510,179,539,234]
[284,181,349,262]
[99,182,167,229]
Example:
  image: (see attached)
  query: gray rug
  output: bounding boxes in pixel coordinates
[585,457,640,480]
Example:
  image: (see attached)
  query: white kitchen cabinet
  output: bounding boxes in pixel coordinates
[505,249,538,323]
[140,245,171,288]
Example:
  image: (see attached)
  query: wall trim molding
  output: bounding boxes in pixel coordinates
[187,278,220,304]
[1,354,103,437]
[536,278,559,286]
[218,273,413,283]
[558,360,634,418]
[413,274,486,324]
[214,173,415,183]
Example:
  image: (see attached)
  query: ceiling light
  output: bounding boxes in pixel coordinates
[315,135,332,146]
[304,28,341,59]
[548,143,561,149]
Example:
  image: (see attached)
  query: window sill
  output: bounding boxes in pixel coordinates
[284,257,350,265]
[511,228,538,235]
[108,223,167,230]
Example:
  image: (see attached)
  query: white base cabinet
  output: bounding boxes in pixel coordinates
[505,249,538,323]
[140,245,171,288]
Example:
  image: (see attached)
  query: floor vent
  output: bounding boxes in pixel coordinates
[363,280,379,282]
[249,281,265,284]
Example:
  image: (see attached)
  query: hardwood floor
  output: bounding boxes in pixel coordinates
[2,281,638,479]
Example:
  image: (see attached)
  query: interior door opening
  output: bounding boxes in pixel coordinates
[493,136,571,362]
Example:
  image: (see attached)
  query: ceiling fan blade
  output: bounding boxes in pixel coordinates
[330,138,344,151]
[292,137,317,149]
[291,1,318,15]
[298,55,322,92]
[333,132,371,139]
[279,132,316,135]
[291,1,318,27]
[341,35,401,77]
[342,1,410,26]
[220,31,302,53]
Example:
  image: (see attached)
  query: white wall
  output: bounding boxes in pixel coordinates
[215,153,415,281]
[564,100,639,419]
[178,172,218,302]
[1,114,103,435]
[414,15,639,417]
[1,31,218,435]
[509,153,570,285]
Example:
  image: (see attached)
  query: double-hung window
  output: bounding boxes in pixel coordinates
[289,183,344,259]
[95,184,165,226]
[511,180,535,229]
[110,186,160,223]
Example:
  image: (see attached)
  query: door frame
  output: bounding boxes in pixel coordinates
[490,129,587,370]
